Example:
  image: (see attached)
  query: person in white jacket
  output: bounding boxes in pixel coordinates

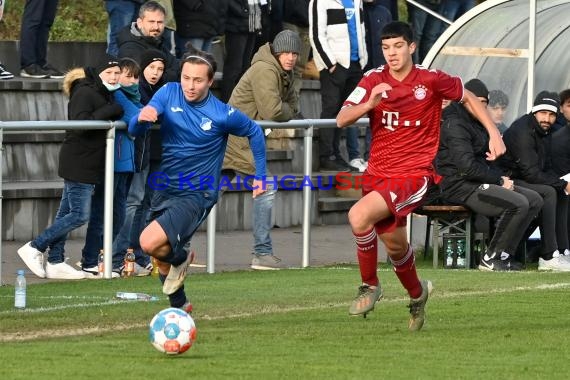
[309,0,368,172]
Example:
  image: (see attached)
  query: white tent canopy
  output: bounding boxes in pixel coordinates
[423,0,569,127]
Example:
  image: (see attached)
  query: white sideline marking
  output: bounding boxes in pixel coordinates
[2,282,570,342]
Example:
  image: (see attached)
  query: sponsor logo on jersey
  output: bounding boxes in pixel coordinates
[171,106,183,113]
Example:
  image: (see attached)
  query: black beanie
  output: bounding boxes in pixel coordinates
[95,54,120,74]
[531,91,560,114]
[140,49,166,71]
[464,78,489,102]
[272,30,301,55]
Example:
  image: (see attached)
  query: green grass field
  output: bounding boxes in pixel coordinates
[1,264,569,380]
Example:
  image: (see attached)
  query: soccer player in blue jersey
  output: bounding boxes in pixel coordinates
[128,48,268,313]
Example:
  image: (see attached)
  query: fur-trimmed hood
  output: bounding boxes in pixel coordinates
[62,67,86,97]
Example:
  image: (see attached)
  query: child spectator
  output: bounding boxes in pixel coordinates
[17,55,124,279]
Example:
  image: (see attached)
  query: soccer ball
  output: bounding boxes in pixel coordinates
[149,307,197,355]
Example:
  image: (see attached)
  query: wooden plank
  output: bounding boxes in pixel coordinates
[419,205,469,212]
[440,46,529,58]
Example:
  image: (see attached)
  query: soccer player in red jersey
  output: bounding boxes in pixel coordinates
[336,21,505,330]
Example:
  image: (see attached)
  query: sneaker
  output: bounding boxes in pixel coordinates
[538,250,570,272]
[83,265,120,279]
[349,158,368,173]
[134,262,151,277]
[42,63,64,79]
[163,250,195,295]
[20,63,49,79]
[250,254,284,270]
[0,63,14,80]
[408,280,433,331]
[478,251,523,271]
[17,241,46,278]
[46,261,86,280]
[82,265,101,279]
[180,300,193,314]
[319,158,351,172]
[348,284,383,316]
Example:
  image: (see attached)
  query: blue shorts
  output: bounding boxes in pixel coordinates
[149,190,215,265]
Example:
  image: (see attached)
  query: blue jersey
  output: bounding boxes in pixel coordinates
[129,82,266,198]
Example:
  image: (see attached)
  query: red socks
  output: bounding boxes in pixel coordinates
[354,228,379,286]
[392,245,422,299]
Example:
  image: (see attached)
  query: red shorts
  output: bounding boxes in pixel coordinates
[361,174,433,234]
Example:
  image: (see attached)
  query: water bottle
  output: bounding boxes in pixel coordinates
[15,270,26,309]
[123,248,136,277]
[98,249,105,276]
[151,257,159,277]
[115,292,158,301]
[457,238,466,268]
[445,238,453,267]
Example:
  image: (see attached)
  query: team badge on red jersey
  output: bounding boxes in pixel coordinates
[413,85,427,100]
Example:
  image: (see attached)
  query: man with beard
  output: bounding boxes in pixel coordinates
[117,1,179,81]
[498,91,570,271]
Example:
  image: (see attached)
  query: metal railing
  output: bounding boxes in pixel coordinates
[0,118,370,284]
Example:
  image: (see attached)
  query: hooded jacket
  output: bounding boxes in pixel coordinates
[174,0,228,39]
[59,68,124,184]
[117,23,179,82]
[223,42,298,175]
[436,102,505,203]
[497,113,567,192]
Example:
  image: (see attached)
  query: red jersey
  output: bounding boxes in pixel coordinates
[343,64,463,178]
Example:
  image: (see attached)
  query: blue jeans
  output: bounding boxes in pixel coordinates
[33,180,94,264]
[105,0,138,57]
[334,127,361,162]
[252,181,277,255]
[421,0,476,59]
[174,35,213,58]
[112,166,150,268]
[407,0,439,63]
[81,173,131,268]
[19,0,59,68]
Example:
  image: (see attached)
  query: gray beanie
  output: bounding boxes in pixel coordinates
[272,30,301,55]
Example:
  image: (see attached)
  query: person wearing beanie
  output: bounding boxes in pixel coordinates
[488,89,510,134]
[110,48,168,278]
[139,49,167,104]
[498,90,570,271]
[436,78,542,272]
[221,30,303,270]
[17,55,124,280]
[464,78,489,103]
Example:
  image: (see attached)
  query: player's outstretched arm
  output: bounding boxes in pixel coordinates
[462,89,506,160]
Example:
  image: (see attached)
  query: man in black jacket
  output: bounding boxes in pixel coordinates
[499,91,570,271]
[117,1,179,82]
[437,79,543,271]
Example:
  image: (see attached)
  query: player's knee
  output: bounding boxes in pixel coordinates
[348,206,369,231]
[139,233,156,255]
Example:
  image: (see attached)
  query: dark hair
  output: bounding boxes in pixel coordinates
[559,89,570,106]
[139,1,166,18]
[381,21,414,44]
[488,89,509,107]
[119,57,141,78]
[181,42,217,80]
